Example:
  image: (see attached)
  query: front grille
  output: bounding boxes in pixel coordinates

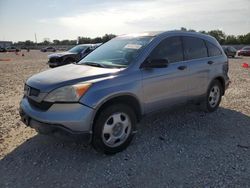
[28,98,53,111]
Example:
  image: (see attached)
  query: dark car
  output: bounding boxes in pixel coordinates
[48,43,102,68]
[238,46,250,56]
[6,46,20,52]
[0,47,7,52]
[222,46,237,58]
[41,46,56,52]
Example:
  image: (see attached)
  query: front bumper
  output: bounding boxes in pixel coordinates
[20,97,95,138]
[48,61,61,67]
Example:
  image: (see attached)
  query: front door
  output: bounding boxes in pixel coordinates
[141,36,189,113]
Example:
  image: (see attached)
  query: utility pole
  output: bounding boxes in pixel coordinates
[34,33,37,44]
[34,33,38,49]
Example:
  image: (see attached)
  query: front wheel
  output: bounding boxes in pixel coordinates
[201,80,223,112]
[92,104,137,154]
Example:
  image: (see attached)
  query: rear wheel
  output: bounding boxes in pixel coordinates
[92,104,136,154]
[201,80,223,112]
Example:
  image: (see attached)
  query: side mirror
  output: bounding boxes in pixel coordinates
[141,59,169,68]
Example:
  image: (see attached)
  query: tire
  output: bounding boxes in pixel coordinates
[201,80,223,112]
[92,104,137,154]
[49,65,55,68]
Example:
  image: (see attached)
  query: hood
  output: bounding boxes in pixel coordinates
[48,51,76,58]
[26,64,121,92]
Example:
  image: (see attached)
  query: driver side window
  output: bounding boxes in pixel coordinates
[149,36,184,63]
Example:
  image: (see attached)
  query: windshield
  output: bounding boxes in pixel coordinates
[78,36,154,68]
[242,47,250,50]
[229,47,236,51]
[69,45,87,53]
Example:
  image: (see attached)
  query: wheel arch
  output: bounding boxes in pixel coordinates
[93,94,142,126]
[211,76,225,95]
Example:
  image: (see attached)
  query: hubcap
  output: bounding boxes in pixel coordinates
[208,85,220,108]
[102,112,131,147]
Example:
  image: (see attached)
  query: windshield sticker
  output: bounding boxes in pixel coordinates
[124,44,142,50]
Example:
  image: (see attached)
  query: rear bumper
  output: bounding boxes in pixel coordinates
[20,97,95,135]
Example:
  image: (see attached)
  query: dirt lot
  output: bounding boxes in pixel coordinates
[0,51,249,187]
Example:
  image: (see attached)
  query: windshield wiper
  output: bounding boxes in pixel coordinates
[83,62,106,68]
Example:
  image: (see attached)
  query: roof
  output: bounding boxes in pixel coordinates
[77,43,102,47]
[119,30,213,38]
[117,30,217,44]
[119,31,164,38]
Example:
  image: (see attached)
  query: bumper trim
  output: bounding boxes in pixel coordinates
[20,97,94,132]
[20,108,92,143]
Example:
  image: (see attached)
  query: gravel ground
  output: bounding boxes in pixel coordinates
[0,51,249,188]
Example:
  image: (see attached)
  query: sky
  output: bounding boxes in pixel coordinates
[0,0,249,42]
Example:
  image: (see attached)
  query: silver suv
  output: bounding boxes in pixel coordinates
[20,31,230,154]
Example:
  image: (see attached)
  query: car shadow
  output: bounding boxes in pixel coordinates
[0,105,250,187]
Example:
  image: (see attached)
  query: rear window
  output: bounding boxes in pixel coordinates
[206,42,222,57]
[182,36,208,60]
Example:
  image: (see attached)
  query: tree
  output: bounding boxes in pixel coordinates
[188,29,196,32]
[102,34,116,43]
[225,35,239,45]
[78,37,92,44]
[53,39,60,45]
[199,30,207,34]
[180,27,187,31]
[42,38,50,45]
[11,30,250,47]
[92,37,102,43]
[207,30,226,44]
[77,34,116,44]
[240,33,250,44]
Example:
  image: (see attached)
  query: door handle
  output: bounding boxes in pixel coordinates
[208,61,214,65]
[177,65,187,70]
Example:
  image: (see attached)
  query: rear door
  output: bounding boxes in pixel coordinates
[141,36,189,113]
[182,36,209,99]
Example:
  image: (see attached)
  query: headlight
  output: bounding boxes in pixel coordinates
[44,83,91,102]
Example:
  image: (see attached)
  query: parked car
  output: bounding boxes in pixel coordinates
[19,31,230,154]
[237,46,250,56]
[41,46,56,52]
[0,47,7,52]
[222,46,237,58]
[6,46,20,52]
[48,43,102,68]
